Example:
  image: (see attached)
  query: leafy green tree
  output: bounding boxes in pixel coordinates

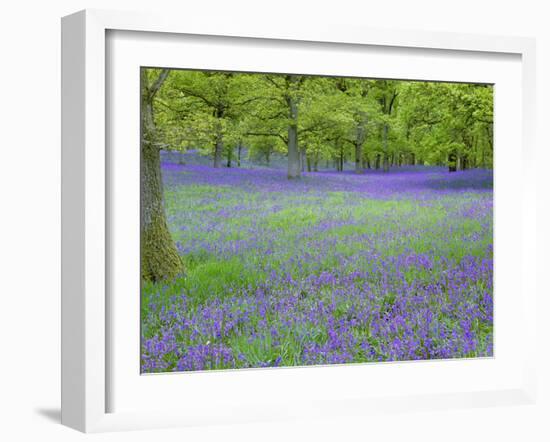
[243,74,306,178]
[372,80,399,172]
[331,78,380,173]
[149,69,493,177]
[161,71,256,167]
[398,81,493,171]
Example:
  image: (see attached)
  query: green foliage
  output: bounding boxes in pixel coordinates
[147,68,493,171]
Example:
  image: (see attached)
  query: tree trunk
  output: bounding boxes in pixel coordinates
[213,126,223,168]
[448,152,457,172]
[485,125,493,168]
[226,145,232,168]
[336,140,344,172]
[375,154,381,170]
[382,123,390,172]
[300,147,307,172]
[287,117,300,178]
[306,155,312,172]
[286,76,301,179]
[237,142,242,167]
[383,155,389,172]
[355,142,363,174]
[140,69,183,282]
[354,118,367,174]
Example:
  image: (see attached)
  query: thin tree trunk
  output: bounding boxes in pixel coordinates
[355,141,363,174]
[354,118,367,174]
[287,115,300,178]
[140,69,183,282]
[286,76,301,179]
[485,125,493,168]
[383,155,389,172]
[448,152,457,172]
[382,123,390,172]
[226,145,232,168]
[237,142,242,167]
[213,124,223,168]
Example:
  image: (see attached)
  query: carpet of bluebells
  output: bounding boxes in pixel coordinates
[141,161,493,373]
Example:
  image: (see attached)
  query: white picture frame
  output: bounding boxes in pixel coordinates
[61,9,538,433]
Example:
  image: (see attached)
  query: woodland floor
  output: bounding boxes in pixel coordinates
[141,164,493,372]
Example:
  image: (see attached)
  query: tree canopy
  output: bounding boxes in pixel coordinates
[152,68,493,177]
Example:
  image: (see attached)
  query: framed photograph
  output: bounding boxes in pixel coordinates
[61,9,537,433]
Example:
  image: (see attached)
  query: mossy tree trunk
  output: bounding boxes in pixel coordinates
[141,69,184,282]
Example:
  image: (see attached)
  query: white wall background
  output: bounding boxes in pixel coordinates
[0,1,547,441]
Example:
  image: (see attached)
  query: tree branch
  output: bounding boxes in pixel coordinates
[245,131,287,143]
[155,99,190,117]
[388,91,398,115]
[177,87,216,108]
[264,75,285,90]
[149,69,170,98]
